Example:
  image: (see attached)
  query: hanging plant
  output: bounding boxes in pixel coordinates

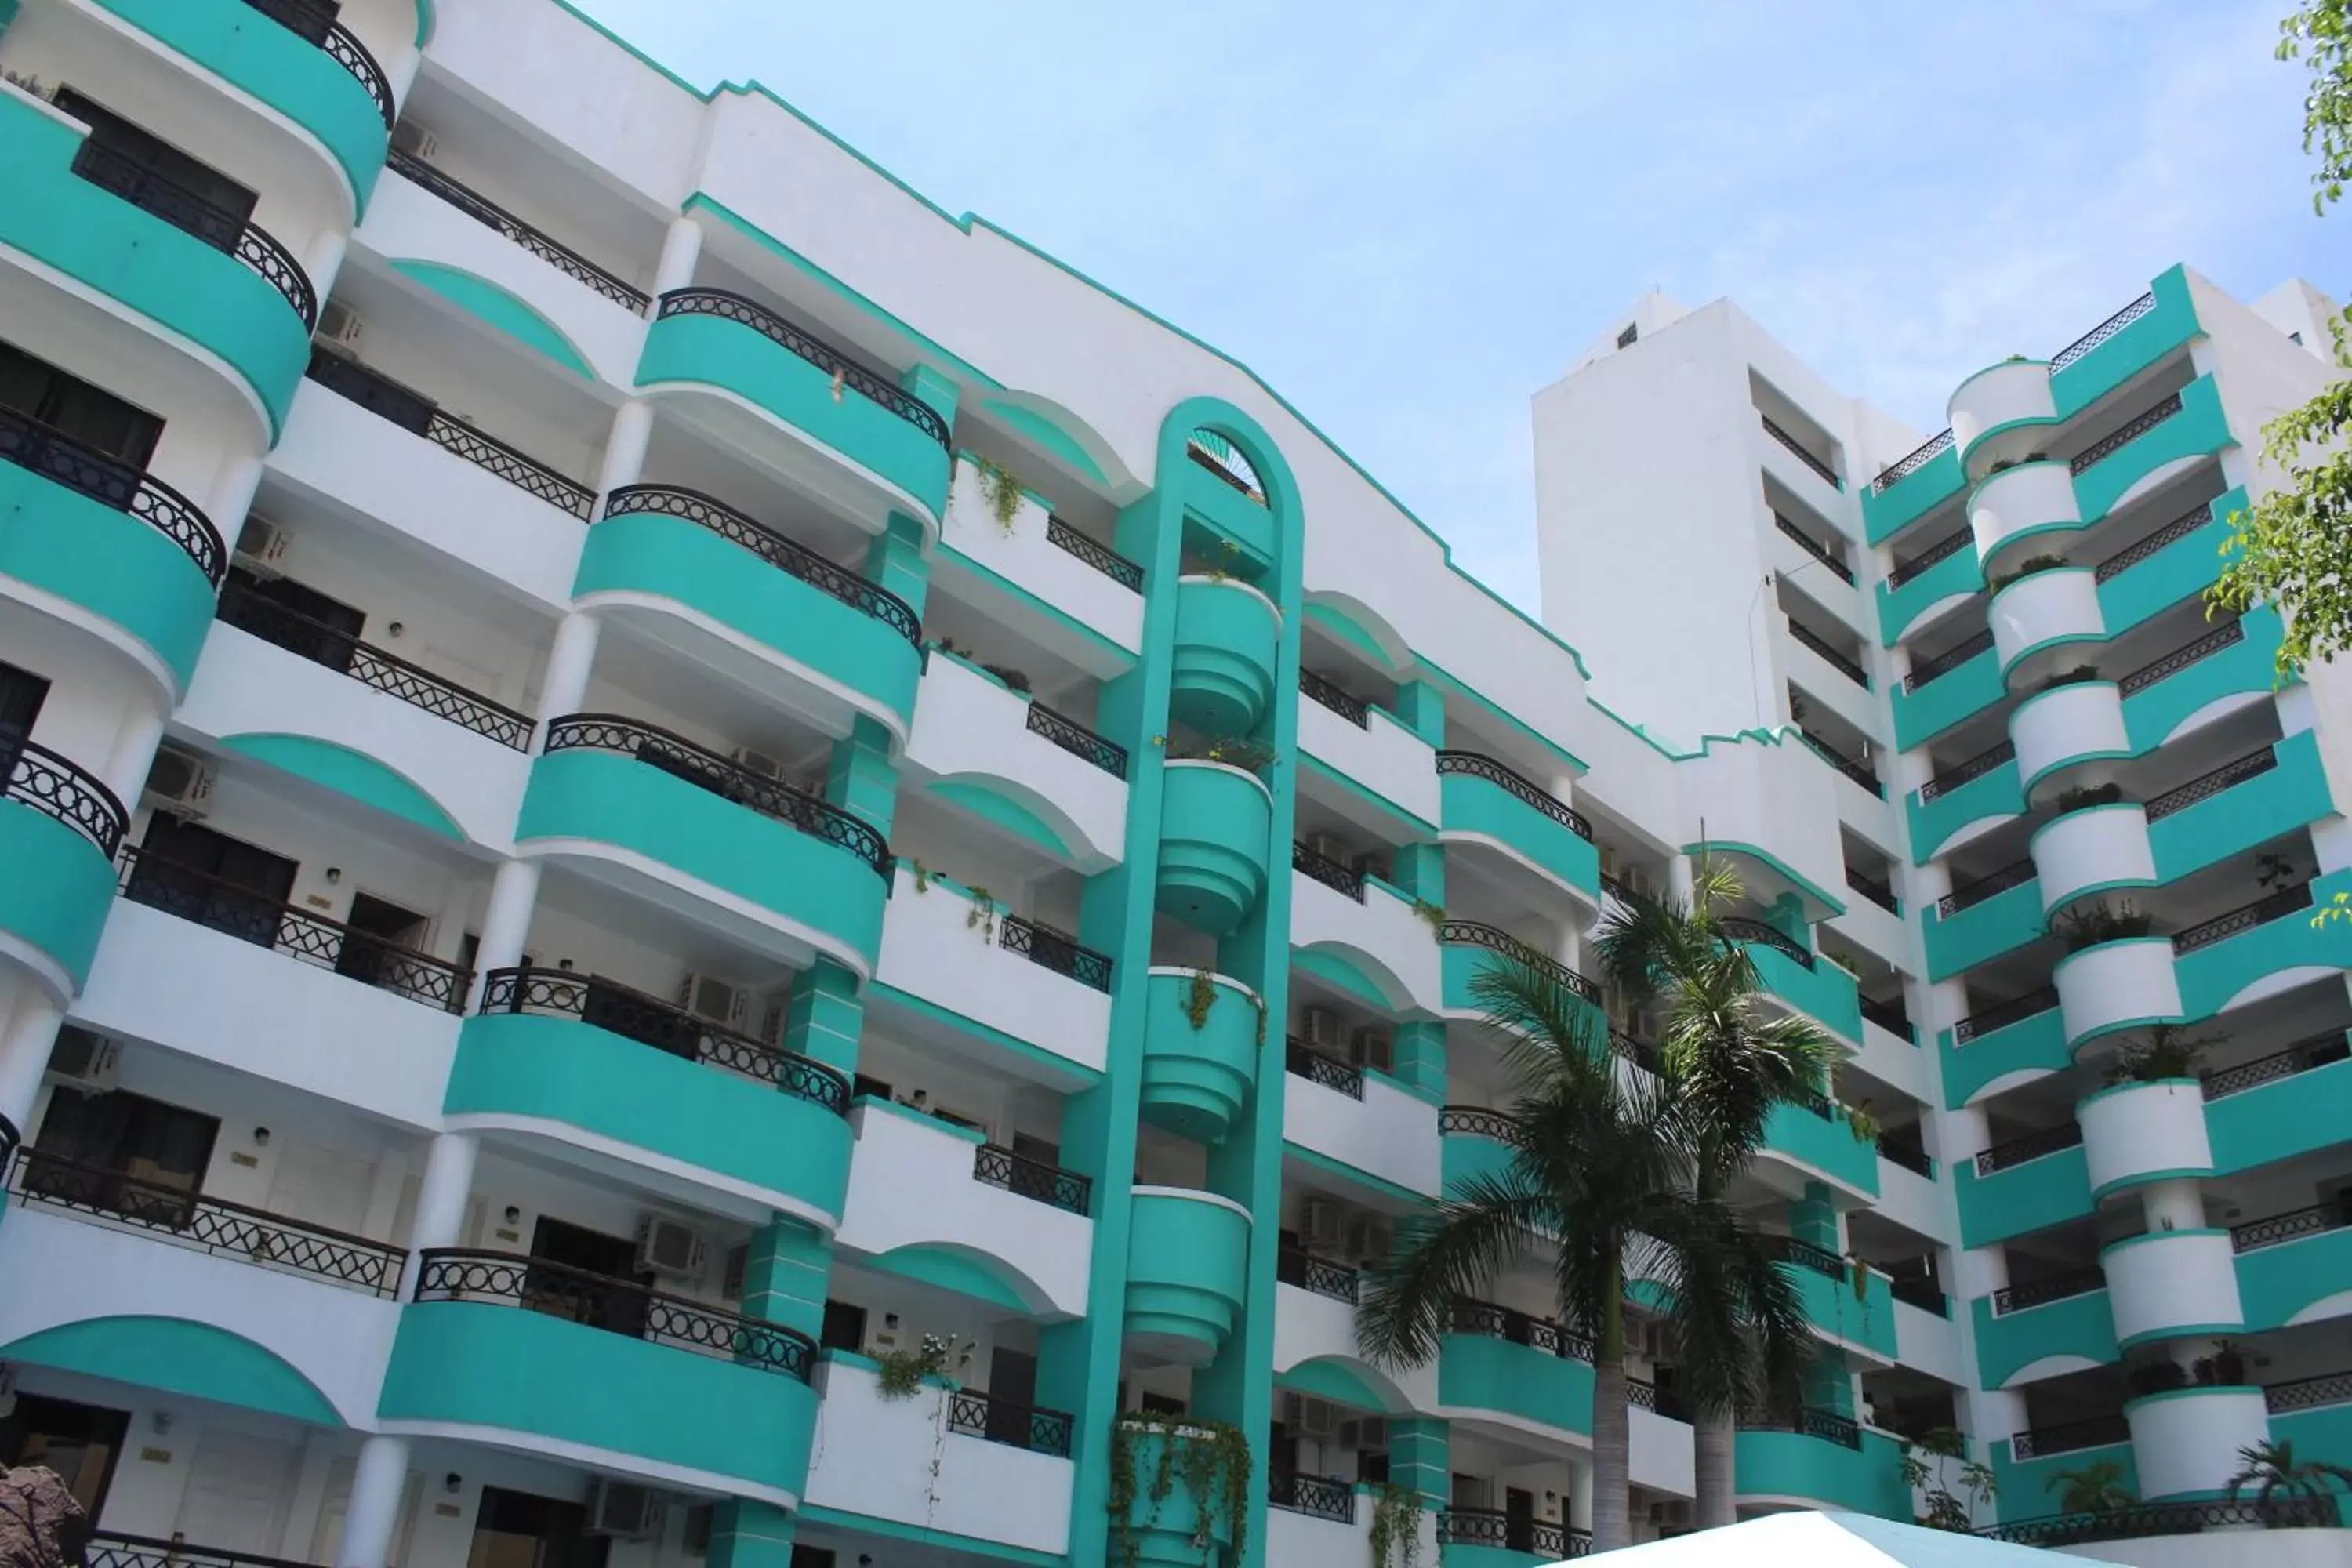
[1184,967,1218,1031]
[966,887,998,942]
[1848,1254,1872,1305]
[1410,898,1446,934]
[1370,1483,1421,1568]
[877,1333,962,1399]
[1843,1100,1880,1145]
[974,457,1025,534]
[1250,992,1269,1049]
[910,859,933,893]
[1108,1412,1252,1568]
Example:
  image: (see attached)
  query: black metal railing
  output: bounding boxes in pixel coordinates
[1024,702,1127,778]
[1952,986,2058,1044]
[1610,1028,1663,1073]
[412,1247,815,1377]
[1974,1121,2082,1177]
[1439,921,1602,1004]
[1293,838,1366,901]
[118,844,470,1010]
[216,580,533,748]
[601,485,920,642]
[540,714,892,877]
[0,1115,16,1190]
[1722,916,1813,969]
[1788,619,1869,686]
[1904,627,1995,691]
[1044,514,1144,591]
[945,1387,1076,1457]
[1276,1245,1360,1305]
[1439,1105,1515,1142]
[1992,1265,2106,1316]
[2173,882,2313,956]
[2267,1370,2352,1414]
[1889,1273,1947,1315]
[385,147,647,310]
[1919,739,2015,804]
[2203,1030,2351,1099]
[1939,858,2034,919]
[1268,1472,1356,1524]
[1452,1297,1595,1362]
[1859,994,1912,1040]
[5,737,126,858]
[973,1142,1091,1216]
[1301,667,1370,728]
[9,1145,406,1294]
[1760,413,1840,488]
[1878,1134,1933,1178]
[652,289,950,447]
[1436,751,1592,840]
[1846,866,1898,913]
[2097,500,2215,583]
[85,1534,321,1568]
[2005,1412,2132,1461]
[1871,428,1955,493]
[1740,1406,1862,1450]
[998,913,1113,993]
[2051,292,2157,372]
[1978,1496,2339,1548]
[2144,745,2276,823]
[1287,1036,1365,1100]
[1185,438,1266,503]
[0,403,225,585]
[1766,1232,1846,1281]
[2119,617,2243,699]
[2070,392,2183,476]
[70,139,315,328]
[477,967,850,1112]
[1887,524,1973,590]
[240,0,394,126]
[1438,1508,1580,1558]
[2232,1202,2350,1254]
[306,350,597,517]
[1774,513,1854,583]
[1800,729,1882,796]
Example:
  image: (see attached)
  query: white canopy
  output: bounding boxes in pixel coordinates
[1582,1512,2066,1565]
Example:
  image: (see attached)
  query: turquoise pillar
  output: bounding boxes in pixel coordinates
[779,956,864,1075]
[1388,1417,1450,1504]
[1804,1356,1856,1417]
[1392,1020,1447,1102]
[826,715,898,834]
[706,1501,794,1568]
[1393,678,1445,747]
[865,509,931,617]
[1789,1181,1840,1253]
[1392,841,1445,907]
[902,363,960,431]
[739,1217,831,1341]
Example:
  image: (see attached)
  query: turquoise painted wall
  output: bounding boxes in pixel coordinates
[1877,539,1983,648]
[1922,876,2042,982]
[1892,647,2004,751]
[1438,1331,1593,1439]
[2237,1221,2352,1331]
[2119,609,2286,756]
[2209,1057,2352,1178]
[1135,970,1262,1146]
[2099,488,2243,635]
[1908,756,2024,867]
[0,1316,339,1425]
[1991,1438,2136,1523]
[0,459,220,688]
[1442,1127,1514,1199]
[1439,770,1599,897]
[1749,942,1864,1046]
[2148,733,2329,885]
[1785,1260,1897,1359]
[2071,376,2230,521]
[1178,460,1276,575]
[1956,1143,2090,1249]
[0,799,118,989]
[2269,1401,2352,1467]
[1762,1100,1879,1199]
[1154,764,1272,935]
[1123,1189,1252,1362]
[1167,578,1279,735]
[2048,267,2199,418]
[1734,1428,1911,1515]
[1863,448,1964,546]
[2176,866,2352,1018]
[1969,1288,2117,1390]
[220,733,462,840]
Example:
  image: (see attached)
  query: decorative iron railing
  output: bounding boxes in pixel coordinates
[118,845,470,1010]
[2096,499,2215,583]
[385,147,647,310]
[1268,1472,1356,1523]
[1044,514,1144,590]
[1846,866,1898,913]
[216,580,534,748]
[1992,1265,2105,1316]
[306,350,597,517]
[2202,1030,2351,1099]
[1610,1029,1663,1073]
[2265,1370,2352,1414]
[1973,1121,2082,1177]
[1760,413,1840,488]
[2119,617,2243,699]
[1919,739,2014,804]
[412,1247,815,1377]
[1024,702,1127,778]
[652,289,950,448]
[9,1145,408,1294]
[1293,838,1366,901]
[1878,1134,1933,1178]
[1436,752,1592,839]
[1904,626,1995,691]
[1301,667,1370,728]
[1439,1105,1515,1142]
[2173,882,2313,956]
[239,0,394,126]
[1939,858,2034,918]
[0,402,225,584]
[477,967,850,1112]
[1887,524,1973,590]
[1740,1406,1862,1449]
[70,139,315,328]
[1788,619,1869,686]
[1889,1273,1947,1316]
[1185,438,1266,503]
[1438,1508,1579,1558]
[601,485,920,641]
[2050,292,2157,372]
[2144,745,2277,823]
[1800,729,1882,796]
[1952,986,2058,1045]
[1276,1246,1360,1304]
[2070,391,2183,475]
[85,1533,321,1568]
[1439,921,1602,1004]
[1451,1298,1595,1362]
[1871,428,1955,494]
[1287,1037,1365,1100]
[2005,1412,2131,1461]
[1722,916,1813,969]
[1976,1496,2339,1548]
[1859,994,1912,1040]
[539,714,893,877]
[997,913,1113,993]
[5,737,126,858]
[1773,513,1854,583]
[945,1387,1076,1457]
[972,1142,1091,1215]
[1766,1232,1846,1280]
[2232,1202,2349,1254]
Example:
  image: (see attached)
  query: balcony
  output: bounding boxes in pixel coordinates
[1990,566,2105,690]
[1436,750,1599,906]
[1440,921,1599,1015]
[1181,432,1276,568]
[1759,410,1842,492]
[2146,731,2333,886]
[936,455,1144,661]
[1923,859,2039,982]
[1169,575,1281,735]
[1893,630,2002,750]
[2070,379,2230,524]
[1289,844,1445,1016]
[1949,358,2060,478]
[2031,804,2153,925]
[1907,740,2023,865]
[874,868,1114,1078]
[2102,1229,2245,1348]
[0,88,314,430]
[1970,1273,2116,1390]
[0,403,226,690]
[1437,1507,1587,1565]
[2119,612,2284,757]
[455,967,855,1225]
[637,287,953,525]
[0,739,125,993]
[1864,428,1961,544]
[2013,678,2131,803]
[2235,1200,2352,1331]
[1728,918,1862,1044]
[1282,1032,1442,1198]
[1956,1123,2090,1249]
[1299,670,1439,823]
[1733,1414,1911,1515]
[1439,1298,1595,1439]
[1761,1095,1880,1203]
[517,715,893,971]
[902,651,1127,868]
[2206,1036,2352,1178]
[2126,1383,2270,1500]
[1156,760,1272,934]
[1977,1497,2339,1552]
[582,485,924,734]
[1969,460,2084,577]
[2078,1078,2209,1202]
[1877,524,1980,647]
[1774,511,1855,585]
[2175,871,2352,1019]
[380,1247,819,1502]
[1940,989,2066,1106]
[1138,968,1261,1145]
[1123,1186,1251,1363]
[2099,492,2240,633]
[2053,934,2181,1051]
[1769,1234,1896,1359]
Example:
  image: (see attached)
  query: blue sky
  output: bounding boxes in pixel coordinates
[573,0,2340,615]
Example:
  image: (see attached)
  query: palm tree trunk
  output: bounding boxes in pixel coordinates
[1592,1271,1634,1552]
[1693,1410,1737,1528]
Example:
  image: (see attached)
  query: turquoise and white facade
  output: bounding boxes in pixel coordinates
[0,2,2344,1566]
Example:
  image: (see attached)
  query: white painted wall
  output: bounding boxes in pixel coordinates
[2069,1529,2352,1568]
[2080,1082,2211,1196]
[2126,1388,2271,1501]
[1299,700,1440,826]
[938,459,1142,657]
[1289,873,1444,1019]
[1675,731,1847,911]
[2103,1232,2244,1346]
[1265,1490,1437,1566]
[1270,1281,1437,1414]
[902,653,1127,869]
[1282,1068,1441,1199]
[872,867,1111,1076]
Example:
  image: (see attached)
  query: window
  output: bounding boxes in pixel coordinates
[0,1392,130,1520]
[307,347,436,435]
[818,1298,866,1353]
[466,1486,608,1568]
[1616,323,1639,349]
[30,1088,222,1226]
[0,340,163,501]
[54,88,257,252]
[0,659,49,774]
[127,817,299,948]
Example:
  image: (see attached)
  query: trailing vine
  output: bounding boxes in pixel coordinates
[975,457,1025,534]
[967,886,998,941]
[909,859,933,893]
[1250,992,1269,1048]
[1183,967,1219,1030]
[1370,1483,1422,1568]
[877,1333,958,1399]
[1108,1412,1253,1568]
[1410,898,1446,934]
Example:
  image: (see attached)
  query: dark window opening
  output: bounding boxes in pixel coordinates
[1616,323,1639,349]
[30,1087,221,1227]
[0,339,163,507]
[524,1216,652,1339]
[128,816,299,948]
[220,566,365,675]
[818,1298,866,1354]
[54,88,258,252]
[466,1486,610,1568]
[0,1392,129,1524]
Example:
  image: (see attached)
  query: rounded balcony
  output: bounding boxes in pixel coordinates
[2100,1230,2245,1348]
[1969,459,2085,576]
[0,739,128,1001]
[1991,568,2107,691]
[2125,1385,2271,1501]
[1137,967,1262,1146]
[2013,679,2132,803]
[516,716,894,975]
[2054,937,2183,1051]
[2078,1080,2212,1202]
[1155,760,1272,935]
[1950,359,2059,479]
[2032,804,2157,925]
[1123,1186,1251,1365]
[1167,576,1280,736]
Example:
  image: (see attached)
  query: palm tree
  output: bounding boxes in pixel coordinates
[1597,855,1838,1530]
[2046,1458,2136,1515]
[1356,956,1723,1552]
[2226,1439,2352,1521]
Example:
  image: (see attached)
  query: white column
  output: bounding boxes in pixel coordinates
[463,858,543,1011]
[594,401,654,503]
[386,47,424,111]
[304,231,353,309]
[1567,1460,1593,1533]
[533,613,602,727]
[334,1433,413,1568]
[652,215,705,296]
[2140,1178,2206,1234]
[394,1131,479,1298]
[207,453,268,557]
[101,705,169,808]
[1668,853,1696,907]
[0,991,63,1141]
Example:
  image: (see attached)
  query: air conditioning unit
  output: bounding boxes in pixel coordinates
[1306,830,1348,863]
[678,972,744,1026]
[318,301,363,348]
[45,1026,118,1093]
[1345,1215,1395,1266]
[634,1215,706,1279]
[390,120,437,160]
[233,515,290,573]
[1348,1027,1393,1073]
[1290,1396,1339,1439]
[1352,1416,1389,1450]
[1649,1500,1692,1526]
[143,744,216,818]
[586,1479,660,1539]
[1301,1006,1340,1049]
[1301,1196,1345,1250]
[730,746,783,780]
